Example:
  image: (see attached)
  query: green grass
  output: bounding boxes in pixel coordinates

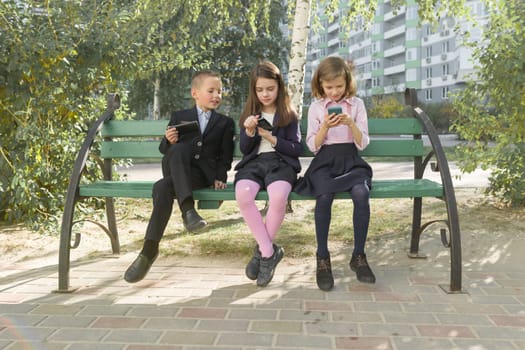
[114,194,451,260]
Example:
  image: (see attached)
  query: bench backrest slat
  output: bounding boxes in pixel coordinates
[101,120,167,137]
[99,118,425,159]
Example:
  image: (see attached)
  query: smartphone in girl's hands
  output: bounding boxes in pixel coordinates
[327,106,342,115]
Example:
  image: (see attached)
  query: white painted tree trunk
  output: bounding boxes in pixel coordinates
[287,0,312,119]
[153,76,160,120]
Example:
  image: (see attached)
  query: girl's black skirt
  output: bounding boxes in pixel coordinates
[294,143,372,197]
[234,152,297,189]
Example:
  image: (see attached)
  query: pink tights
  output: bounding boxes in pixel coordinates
[235,179,291,258]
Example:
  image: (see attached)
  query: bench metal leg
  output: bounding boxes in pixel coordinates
[57,192,78,293]
[408,197,425,258]
[105,197,120,254]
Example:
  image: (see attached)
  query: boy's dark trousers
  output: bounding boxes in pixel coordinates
[144,142,209,242]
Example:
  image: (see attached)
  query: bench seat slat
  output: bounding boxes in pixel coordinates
[79,179,443,200]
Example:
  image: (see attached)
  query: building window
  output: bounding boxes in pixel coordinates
[426,67,432,78]
[442,64,449,76]
[425,89,433,101]
[442,41,449,53]
[426,46,432,58]
[442,87,449,99]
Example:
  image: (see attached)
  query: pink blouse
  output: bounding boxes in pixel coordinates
[306,96,370,154]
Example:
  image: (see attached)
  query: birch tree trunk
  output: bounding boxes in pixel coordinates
[153,76,160,120]
[287,0,312,118]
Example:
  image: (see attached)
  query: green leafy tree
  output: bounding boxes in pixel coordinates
[126,0,289,120]
[0,0,131,228]
[452,0,525,206]
[0,0,274,228]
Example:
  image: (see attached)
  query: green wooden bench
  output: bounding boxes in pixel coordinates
[58,89,462,293]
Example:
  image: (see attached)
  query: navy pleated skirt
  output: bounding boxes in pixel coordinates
[294,143,372,197]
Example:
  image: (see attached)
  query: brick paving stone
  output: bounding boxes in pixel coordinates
[127,306,179,317]
[304,300,353,312]
[126,345,182,350]
[335,336,392,350]
[66,343,125,350]
[392,337,453,350]
[78,305,132,316]
[490,314,525,327]
[30,305,82,316]
[360,323,417,337]
[178,307,227,319]
[38,315,96,327]
[251,320,303,333]
[0,314,46,327]
[0,304,37,314]
[278,309,329,322]
[196,319,249,332]
[159,331,217,346]
[417,325,476,338]
[353,301,403,312]
[48,328,108,342]
[5,341,67,350]
[305,321,358,336]
[228,309,278,320]
[0,326,56,341]
[452,339,520,350]
[104,329,163,343]
[275,333,333,348]
[434,313,493,326]
[216,332,274,347]
[472,326,525,339]
[143,318,197,330]
[331,311,382,323]
[91,316,147,329]
[383,311,438,324]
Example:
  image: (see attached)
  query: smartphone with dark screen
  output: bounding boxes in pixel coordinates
[327,106,343,115]
[257,118,273,131]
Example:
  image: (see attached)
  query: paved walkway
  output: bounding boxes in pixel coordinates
[1,163,524,350]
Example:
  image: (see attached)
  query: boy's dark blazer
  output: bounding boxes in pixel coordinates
[160,107,235,184]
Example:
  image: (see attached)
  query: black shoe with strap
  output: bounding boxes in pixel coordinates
[349,253,376,284]
[257,245,284,287]
[245,245,261,280]
[316,254,334,291]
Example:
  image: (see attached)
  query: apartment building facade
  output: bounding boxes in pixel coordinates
[304,0,487,104]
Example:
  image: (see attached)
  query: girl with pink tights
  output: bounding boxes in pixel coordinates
[234,61,302,287]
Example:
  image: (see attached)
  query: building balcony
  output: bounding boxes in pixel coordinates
[384,83,406,94]
[384,6,406,22]
[384,45,405,58]
[327,37,340,48]
[384,63,405,76]
[354,55,372,66]
[384,24,406,39]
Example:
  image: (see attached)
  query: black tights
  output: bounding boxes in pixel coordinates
[314,183,370,258]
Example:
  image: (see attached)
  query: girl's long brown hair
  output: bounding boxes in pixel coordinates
[239,61,297,128]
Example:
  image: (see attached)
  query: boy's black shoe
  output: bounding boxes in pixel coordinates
[182,208,207,232]
[257,245,284,287]
[124,252,158,283]
[316,254,334,291]
[245,245,261,280]
[349,254,376,284]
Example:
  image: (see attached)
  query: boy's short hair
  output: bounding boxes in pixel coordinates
[191,70,221,89]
